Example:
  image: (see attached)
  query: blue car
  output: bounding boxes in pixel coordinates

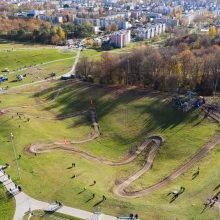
[0,76,8,83]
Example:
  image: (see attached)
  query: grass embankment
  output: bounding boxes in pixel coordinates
[23,210,82,220]
[0,186,15,220]
[0,81,219,219]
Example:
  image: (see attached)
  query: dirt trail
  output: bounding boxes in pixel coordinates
[114,132,220,198]
[24,107,100,152]
[27,135,163,165]
[26,131,220,198]
[0,88,61,113]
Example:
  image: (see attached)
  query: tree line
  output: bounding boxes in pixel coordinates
[0,17,94,44]
[76,34,220,95]
[0,17,66,45]
[61,23,94,38]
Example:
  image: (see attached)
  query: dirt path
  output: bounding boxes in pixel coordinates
[0,88,61,115]
[26,135,163,165]
[26,131,220,198]
[9,55,76,75]
[114,132,220,198]
[23,107,100,153]
[8,110,87,120]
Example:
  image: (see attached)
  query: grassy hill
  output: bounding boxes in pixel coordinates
[0,81,219,219]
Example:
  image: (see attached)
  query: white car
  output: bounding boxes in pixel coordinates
[45,201,62,212]
[9,187,20,196]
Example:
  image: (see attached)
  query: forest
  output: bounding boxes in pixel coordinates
[0,17,94,45]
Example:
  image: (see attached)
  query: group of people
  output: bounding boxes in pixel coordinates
[14,112,30,123]
[54,200,62,207]
[204,194,219,209]
[172,90,206,112]
[70,162,104,201]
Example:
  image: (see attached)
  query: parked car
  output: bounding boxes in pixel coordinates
[45,201,62,213]
[60,74,75,80]
[0,76,8,82]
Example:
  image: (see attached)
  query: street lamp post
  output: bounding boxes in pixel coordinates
[10,133,21,179]
[213,69,220,105]
[126,57,129,86]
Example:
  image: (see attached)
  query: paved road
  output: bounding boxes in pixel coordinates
[214,201,220,213]
[62,46,81,77]
[0,169,116,220]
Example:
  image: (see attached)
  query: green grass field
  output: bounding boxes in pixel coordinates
[0,47,74,72]
[0,40,50,50]
[23,210,82,220]
[0,186,15,220]
[0,80,219,220]
[0,58,75,89]
[0,41,76,89]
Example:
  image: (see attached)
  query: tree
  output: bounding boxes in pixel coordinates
[76,57,93,79]
[105,25,111,33]
[111,23,118,32]
[100,52,116,84]
[178,49,196,87]
[51,34,60,45]
[99,6,104,15]
[209,26,217,36]
[84,21,92,27]
[57,27,65,41]
[175,7,182,26]
[140,15,147,25]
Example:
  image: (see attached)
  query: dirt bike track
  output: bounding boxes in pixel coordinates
[26,130,220,198]
[1,84,220,198]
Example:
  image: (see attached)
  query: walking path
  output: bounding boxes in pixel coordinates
[10,56,76,75]
[65,46,81,76]
[2,45,82,92]
[0,169,116,220]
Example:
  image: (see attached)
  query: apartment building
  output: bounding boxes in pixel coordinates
[137,23,166,39]
[110,30,131,48]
